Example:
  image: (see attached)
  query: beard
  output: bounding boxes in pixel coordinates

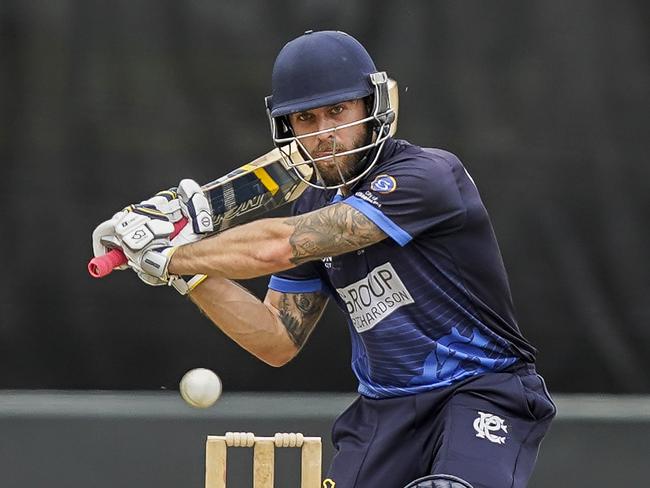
[311,125,374,187]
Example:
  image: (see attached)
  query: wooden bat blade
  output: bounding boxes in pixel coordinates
[204,147,309,233]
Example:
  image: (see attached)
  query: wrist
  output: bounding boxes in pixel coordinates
[167,242,208,276]
[167,245,184,275]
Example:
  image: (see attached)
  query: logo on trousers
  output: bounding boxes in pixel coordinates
[323,479,336,487]
[473,411,508,444]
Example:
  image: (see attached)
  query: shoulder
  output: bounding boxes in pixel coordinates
[346,140,470,241]
[378,138,463,173]
[370,139,467,191]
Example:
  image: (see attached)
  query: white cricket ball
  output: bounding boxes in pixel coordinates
[179,368,222,408]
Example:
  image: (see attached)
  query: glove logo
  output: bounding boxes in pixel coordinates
[131,229,148,241]
[323,479,336,488]
[473,411,508,444]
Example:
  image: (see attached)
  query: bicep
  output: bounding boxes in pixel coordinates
[284,202,386,265]
[264,289,329,350]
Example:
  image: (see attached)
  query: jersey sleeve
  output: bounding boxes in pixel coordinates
[343,151,467,246]
[268,262,324,293]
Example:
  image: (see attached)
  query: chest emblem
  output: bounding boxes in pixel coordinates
[370,174,397,193]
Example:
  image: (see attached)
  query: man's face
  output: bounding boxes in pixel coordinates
[288,99,371,187]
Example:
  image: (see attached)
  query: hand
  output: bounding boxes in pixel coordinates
[113,205,176,284]
[128,186,210,292]
[149,183,212,294]
[91,189,182,266]
[92,210,130,271]
[176,179,214,235]
[125,180,213,246]
[91,184,211,291]
[137,189,184,224]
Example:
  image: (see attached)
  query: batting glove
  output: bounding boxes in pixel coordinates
[113,205,176,282]
[176,179,214,235]
[132,186,210,293]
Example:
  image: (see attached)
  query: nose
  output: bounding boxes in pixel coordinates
[315,130,333,146]
[314,116,336,143]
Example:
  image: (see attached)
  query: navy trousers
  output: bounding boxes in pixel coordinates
[324,366,556,488]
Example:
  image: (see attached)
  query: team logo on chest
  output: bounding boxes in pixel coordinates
[335,262,414,333]
[473,411,508,445]
[370,174,397,193]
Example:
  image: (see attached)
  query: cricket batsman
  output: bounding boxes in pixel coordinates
[92,30,556,487]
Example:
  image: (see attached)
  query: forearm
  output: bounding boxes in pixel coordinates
[168,202,387,279]
[188,276,298,366]
[169,218,294,279]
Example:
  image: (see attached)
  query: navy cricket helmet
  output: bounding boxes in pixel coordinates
[265,30,395,190]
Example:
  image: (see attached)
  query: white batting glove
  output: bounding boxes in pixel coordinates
[92,210,130,271]
[91,186,209,292]
[158,180,217,294]
[132,186,209,293]
[92,189,182,264]
[137,189,184,222]
[176,179,214,235]
[113,205,176,282]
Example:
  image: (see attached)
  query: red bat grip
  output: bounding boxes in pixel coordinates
[88,218,188,278]
[88,248,128,278]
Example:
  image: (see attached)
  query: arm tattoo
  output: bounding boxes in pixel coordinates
[285,203,386,265]
[277,292,327,348]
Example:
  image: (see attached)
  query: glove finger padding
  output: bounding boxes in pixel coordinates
[91,210,129,270]
[138,189,184,223]
[177,179,213,234]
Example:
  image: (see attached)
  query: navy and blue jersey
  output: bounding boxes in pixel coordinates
[269,138,536,399]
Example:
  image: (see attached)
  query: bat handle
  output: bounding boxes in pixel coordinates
[88,218,188,278]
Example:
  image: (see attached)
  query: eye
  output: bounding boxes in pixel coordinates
[330,105,344,115]
[296,112,313,122]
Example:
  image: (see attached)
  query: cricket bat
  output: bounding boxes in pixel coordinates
[88,79,399,278]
